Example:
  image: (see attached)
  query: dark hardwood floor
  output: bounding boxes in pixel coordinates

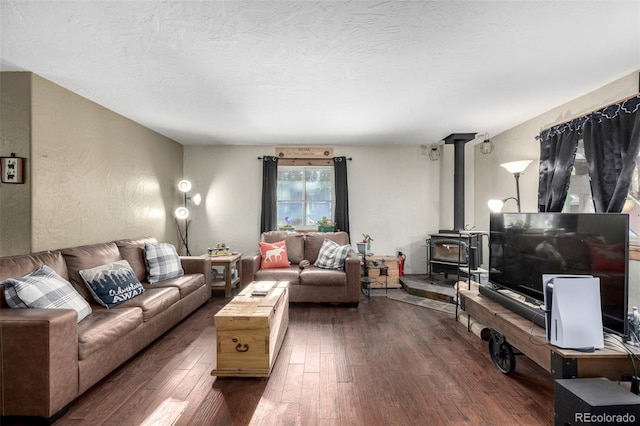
[45,291,554,425]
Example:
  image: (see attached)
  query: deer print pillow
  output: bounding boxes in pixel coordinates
[258,240,290,269]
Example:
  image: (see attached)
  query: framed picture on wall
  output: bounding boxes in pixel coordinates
[1,155,25,184]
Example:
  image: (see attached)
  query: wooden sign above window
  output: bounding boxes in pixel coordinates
[276,147,334,166]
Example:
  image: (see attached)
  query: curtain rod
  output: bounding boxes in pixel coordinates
[257,156,352,160]
[540,92,640,133]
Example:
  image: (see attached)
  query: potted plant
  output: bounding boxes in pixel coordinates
[278,216,295,231]
[363,234,373,251]
[358,234,373,254]
[317,217,335,232]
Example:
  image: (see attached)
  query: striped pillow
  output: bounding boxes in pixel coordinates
[314,239,351,270]
[1,265,92,322]
[144,243,184,283]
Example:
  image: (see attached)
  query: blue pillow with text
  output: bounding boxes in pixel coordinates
[80,260,145,308]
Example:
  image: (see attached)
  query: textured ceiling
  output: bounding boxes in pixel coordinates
[1,1,639,146]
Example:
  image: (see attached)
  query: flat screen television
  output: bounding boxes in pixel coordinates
[488,212,629,337]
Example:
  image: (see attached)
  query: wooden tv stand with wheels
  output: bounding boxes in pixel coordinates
[459,288,640,380]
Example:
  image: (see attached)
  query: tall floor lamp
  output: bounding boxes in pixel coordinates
[175,179,201,255]
[488,160,533,213]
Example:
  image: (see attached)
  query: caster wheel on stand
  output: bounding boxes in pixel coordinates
[488,329,516,374]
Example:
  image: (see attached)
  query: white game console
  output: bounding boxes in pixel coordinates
[542,274,604,350]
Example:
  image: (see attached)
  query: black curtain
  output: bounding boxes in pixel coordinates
[260,156,279,233]
[583,95,640,212]
[333,156,350,238]
[537,121,582,212]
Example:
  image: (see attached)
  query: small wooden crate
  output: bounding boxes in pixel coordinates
[366,256,400,288]
[211,281,289,378]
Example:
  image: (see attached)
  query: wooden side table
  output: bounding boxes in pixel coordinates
[208,252,243,297]
[360,252,389,298]
[366,255,399,287]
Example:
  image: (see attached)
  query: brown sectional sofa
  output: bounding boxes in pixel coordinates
[0,237,211,421]
[241,231,360,305]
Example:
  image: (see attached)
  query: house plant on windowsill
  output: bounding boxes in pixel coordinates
[317,217,335,232]
[278,216,295,231]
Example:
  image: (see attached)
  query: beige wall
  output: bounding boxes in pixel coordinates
[471,71,640,307]
[0,72,184,255]
[0,73,31,255]
[184,144,441,274]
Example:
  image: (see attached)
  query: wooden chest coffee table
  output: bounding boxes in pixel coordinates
[210,281,289,378]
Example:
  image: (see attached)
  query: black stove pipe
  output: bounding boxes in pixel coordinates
[444,133,476,231]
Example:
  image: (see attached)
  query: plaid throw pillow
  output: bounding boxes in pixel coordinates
[314,239,351,270]
[144,243,184,283]
[80,260,145,308]
[1,265,92,323]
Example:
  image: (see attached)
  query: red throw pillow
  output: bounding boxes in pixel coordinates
[258,240,290,269]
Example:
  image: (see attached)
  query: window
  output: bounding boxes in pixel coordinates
[277,166,334,229]
[564,141,595,214]
[565,140,640,241]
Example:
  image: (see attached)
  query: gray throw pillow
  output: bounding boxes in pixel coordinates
[1,265,92,322]
[144,243,184,283]
[314,239,351,270]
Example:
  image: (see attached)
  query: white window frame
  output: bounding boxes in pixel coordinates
[277,165,335,231]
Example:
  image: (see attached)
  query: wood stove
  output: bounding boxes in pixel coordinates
[427,133,484,278]
[429,231,483,277]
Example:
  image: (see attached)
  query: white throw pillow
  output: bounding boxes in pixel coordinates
[1,265,92,322]
[144,243,184,283]
[314,239,351,270]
